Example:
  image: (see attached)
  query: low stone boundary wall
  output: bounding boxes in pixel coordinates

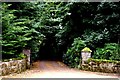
[81,59,120,73]
[0,59,29,76]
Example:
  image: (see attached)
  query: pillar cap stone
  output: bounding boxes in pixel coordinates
[81,47,92,53]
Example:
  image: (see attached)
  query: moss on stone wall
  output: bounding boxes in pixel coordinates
[81,58,120,73]
[87,58,120,63]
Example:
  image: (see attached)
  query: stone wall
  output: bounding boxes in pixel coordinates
[0,59,29,76]
[81,59,120,73]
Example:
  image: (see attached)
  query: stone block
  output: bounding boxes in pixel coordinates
[8,62,12,68]
[89,61,96,65]
[96,66,101,72]
[113,65,120,73]
[11,65,19,73]
[106,63,114,72]
[17,64,22,73]
[12,61,18,66]
[18,63,22,68]
[2,63,7,68]
[9,60,14,66]
[2,68,10,76]
[92,65,98,72]
[21,65,26,71]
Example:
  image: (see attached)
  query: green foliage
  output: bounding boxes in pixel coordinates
[63,37,86,68]
[82,29,110,48]
[2,3,45,59]
[93,43,120,61]
[2,53,26,62]
[55,2,120,59]
[2,2,120,64]
[105,43,120,60]
[2,3,25,55]
[71,37,86,53]
[17,53,26,59]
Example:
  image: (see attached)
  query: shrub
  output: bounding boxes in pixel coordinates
[63,37,86,68]
[17,53,27,59]
[93,43,120,61]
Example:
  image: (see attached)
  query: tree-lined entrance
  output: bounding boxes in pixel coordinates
[38,33,62,61]
[2,2,120,75]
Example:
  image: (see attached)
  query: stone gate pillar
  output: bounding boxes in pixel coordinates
[23,49,31,69]
[81,47,92,64]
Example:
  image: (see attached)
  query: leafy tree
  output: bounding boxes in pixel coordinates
[63,37,86,68]
[93,43,120,61]
[2,2,120,63]
[2,3,45,59]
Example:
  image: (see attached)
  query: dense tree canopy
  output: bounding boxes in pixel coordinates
[2,2,120,62]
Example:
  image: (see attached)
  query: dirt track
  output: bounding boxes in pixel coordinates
[1,60,120,78]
